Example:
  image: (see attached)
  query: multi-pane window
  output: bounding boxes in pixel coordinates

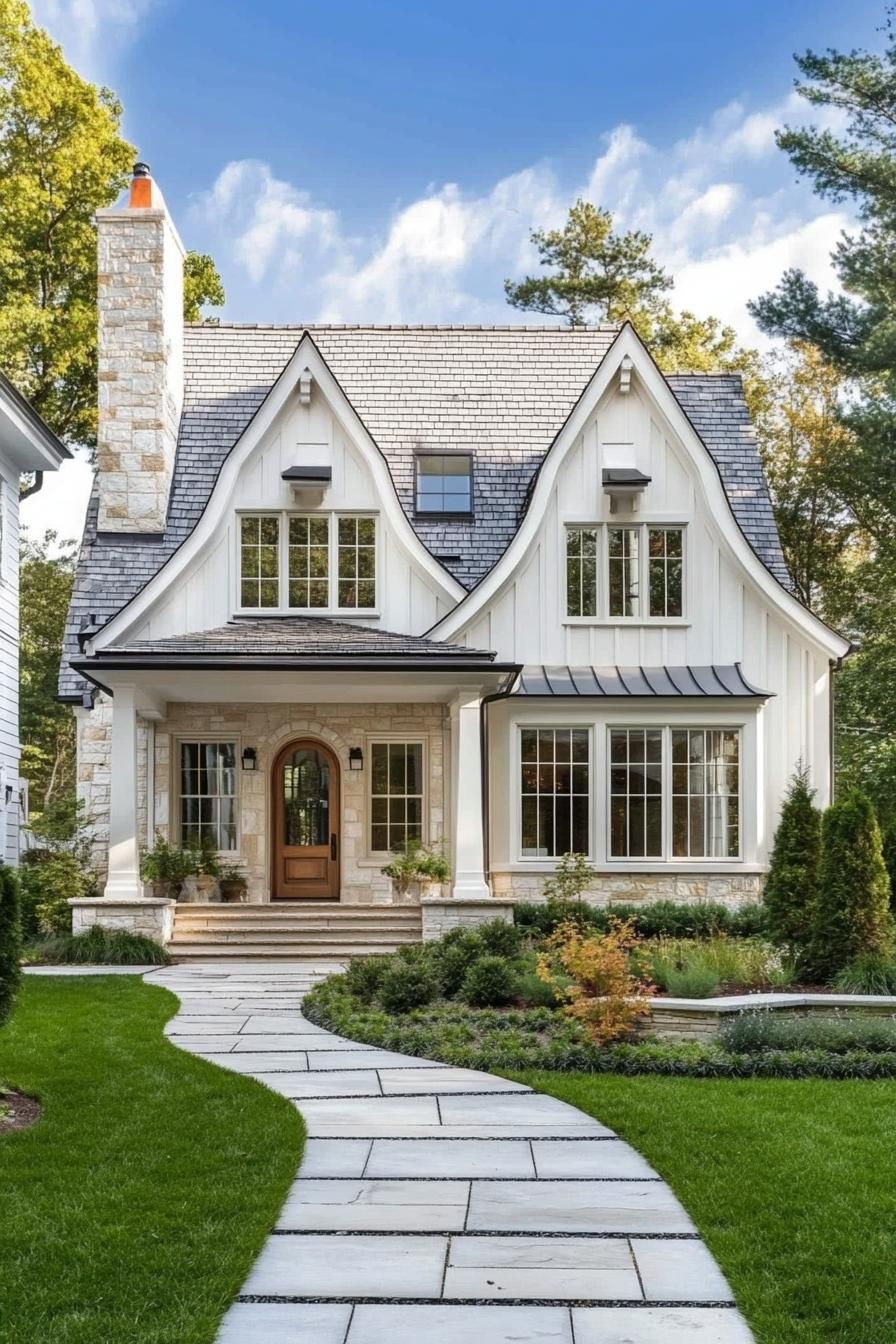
[564,524,685,620]
[337,516,377,608]
[238,513,376,611]
[416,454,473,514]
[566,527,598,617]
[370,742,424,852]
[288,515,330,608]
[179,742,238,851]
[608,527,641,617]
[609,729,663,858]
[648,528,683,617]
[672,729,740,858]
[240,516,280,608]
[520,728,590,857]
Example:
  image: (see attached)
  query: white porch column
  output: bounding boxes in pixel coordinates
[103,684,142,900]
[449,694,491,900]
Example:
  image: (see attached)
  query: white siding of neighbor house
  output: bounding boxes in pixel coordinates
[450,382,834,869]
[0,456,22,863]
[125,385,454,643]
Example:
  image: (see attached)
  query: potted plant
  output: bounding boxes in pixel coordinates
[381,840,450,903]
[219,862,248,903]
[182,834,221,903]
[140,832,196,901]
[417,848,450,900]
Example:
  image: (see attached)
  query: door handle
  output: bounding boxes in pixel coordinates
[330,833,337,861]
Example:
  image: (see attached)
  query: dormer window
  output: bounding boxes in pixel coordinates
[238,512,377,613]
[415,452,473,515]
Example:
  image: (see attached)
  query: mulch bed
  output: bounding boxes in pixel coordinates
[0,1089,41,1134]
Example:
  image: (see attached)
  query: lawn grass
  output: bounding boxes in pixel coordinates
[514,1070,896,1344]
[0,976,303,1344]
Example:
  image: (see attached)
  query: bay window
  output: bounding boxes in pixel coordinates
[520,728,590,857]
[238,512,377,612]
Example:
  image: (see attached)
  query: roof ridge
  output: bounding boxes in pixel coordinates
[183,321,624,333]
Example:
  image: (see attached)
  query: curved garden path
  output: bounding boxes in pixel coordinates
[151,961,755,1344]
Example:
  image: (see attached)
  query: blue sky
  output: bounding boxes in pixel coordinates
[24,0,883,538]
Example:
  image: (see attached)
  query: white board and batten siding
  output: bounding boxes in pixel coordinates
[453,382,835,868]
[127,386,454,643]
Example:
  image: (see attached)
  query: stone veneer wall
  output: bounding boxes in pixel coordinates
[79,699,447,902]
[491,871,764,907]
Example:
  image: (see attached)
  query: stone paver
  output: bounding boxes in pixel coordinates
[148,962,754,1343]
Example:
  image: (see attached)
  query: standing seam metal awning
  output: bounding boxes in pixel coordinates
[514,664,772,698]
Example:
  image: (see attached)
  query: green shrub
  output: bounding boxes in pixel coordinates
[26,924,170,966]
[763,767,822,954]
[662,965,721,998]
[0,865,21,1027]
[833,953,896,996]
[811,792,894,980]
[720,1011,896,1055]
[378,960,439,1013]
[476,918,523,958]
[514,970,561,1008]
[513,899,593,935]
[20,852,91,936]
[541,850,597,904]
[460,954,516,1007]
[429,931,484,997]
[514,898,766,941]
[882,819,896,913]
[342,954,393,1003]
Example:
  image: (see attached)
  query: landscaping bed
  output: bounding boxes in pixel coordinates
[0,975,303,1344]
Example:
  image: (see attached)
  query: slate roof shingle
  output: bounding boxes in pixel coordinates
[60,323,790,698]
[92,616,496,661]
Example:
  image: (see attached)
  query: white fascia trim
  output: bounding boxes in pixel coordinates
[428,323,850,659]
[0,389,67,471]
[93,334,465,650]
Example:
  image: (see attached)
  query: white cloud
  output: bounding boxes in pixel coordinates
[30,0,158,79]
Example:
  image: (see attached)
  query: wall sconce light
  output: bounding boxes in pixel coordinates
[241,747,258,772]
[349,747,364,771]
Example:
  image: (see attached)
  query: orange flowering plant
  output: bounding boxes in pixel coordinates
[536,917,655,1046]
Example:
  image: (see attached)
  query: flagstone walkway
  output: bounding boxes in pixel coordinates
[150,961,755,1344]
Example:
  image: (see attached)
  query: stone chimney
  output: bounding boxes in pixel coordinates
[95,163,185,533]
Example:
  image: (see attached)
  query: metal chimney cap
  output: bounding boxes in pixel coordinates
[133,161,151,177]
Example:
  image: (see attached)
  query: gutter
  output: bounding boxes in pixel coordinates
[479,667,523,885]
[71,656,518,676]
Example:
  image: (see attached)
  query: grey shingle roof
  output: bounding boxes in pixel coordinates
[515,664,771,698]
[60,323,790,698]
[92,616,496,661]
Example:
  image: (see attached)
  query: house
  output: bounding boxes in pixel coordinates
[0,372,69,862]
[59,165,850,953]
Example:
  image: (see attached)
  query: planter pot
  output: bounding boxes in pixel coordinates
[389,879,420,906]
[220,880,248,904]
[419,879,446,901]
[147,879,176,901]
[182,874,220,903]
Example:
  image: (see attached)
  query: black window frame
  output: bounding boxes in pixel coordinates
[413,450,474,518]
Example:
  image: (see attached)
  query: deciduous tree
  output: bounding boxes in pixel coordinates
[20,530,76,813]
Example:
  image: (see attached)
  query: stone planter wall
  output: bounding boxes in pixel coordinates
[642,993,896,1042]
[492,871,764,907]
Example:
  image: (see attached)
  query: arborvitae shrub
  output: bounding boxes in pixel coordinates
[811,792,893,981]
[881,820,896,912]
[460,954,516,1007]
[0,864,22,1027]
[763,768,822,954]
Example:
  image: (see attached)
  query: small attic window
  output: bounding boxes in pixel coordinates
[415,452,472,515]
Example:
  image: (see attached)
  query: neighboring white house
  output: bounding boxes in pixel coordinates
[59,165,850,950]
[0,372,69,863]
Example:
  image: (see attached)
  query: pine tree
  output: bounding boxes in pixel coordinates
[810,793,893,981]
[0,864,22,1028]
[763,767,821,955]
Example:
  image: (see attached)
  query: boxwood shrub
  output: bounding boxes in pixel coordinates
[513,898,767,941]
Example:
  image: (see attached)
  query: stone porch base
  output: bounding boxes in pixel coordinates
[492,871,764,906]
[69,897,175,945]
[420,898,517,941]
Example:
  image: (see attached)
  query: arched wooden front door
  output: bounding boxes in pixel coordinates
[272,739,340,899]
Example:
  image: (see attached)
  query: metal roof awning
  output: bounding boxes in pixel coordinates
[514,664,772,698]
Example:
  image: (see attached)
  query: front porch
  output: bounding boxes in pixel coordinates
[69,625,518,945]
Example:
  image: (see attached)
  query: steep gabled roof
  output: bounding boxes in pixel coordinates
[59,323,790,699]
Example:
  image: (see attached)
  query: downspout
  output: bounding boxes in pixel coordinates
[828,647,855,803]
[19,471,43,501]
[479,668,523,889]
[145,719,156,849]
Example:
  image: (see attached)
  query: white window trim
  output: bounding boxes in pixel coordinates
[364,734,429,859]
[606,724,743,864]
[508,707,756,870]
[561,521,688,625]
[235,509,380,617]
[171,733,242,857]
[515,724,595,863]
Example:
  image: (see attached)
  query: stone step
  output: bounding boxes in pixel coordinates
[173,909,422,923]
[168,940,407,961]
[170,926,423,944]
